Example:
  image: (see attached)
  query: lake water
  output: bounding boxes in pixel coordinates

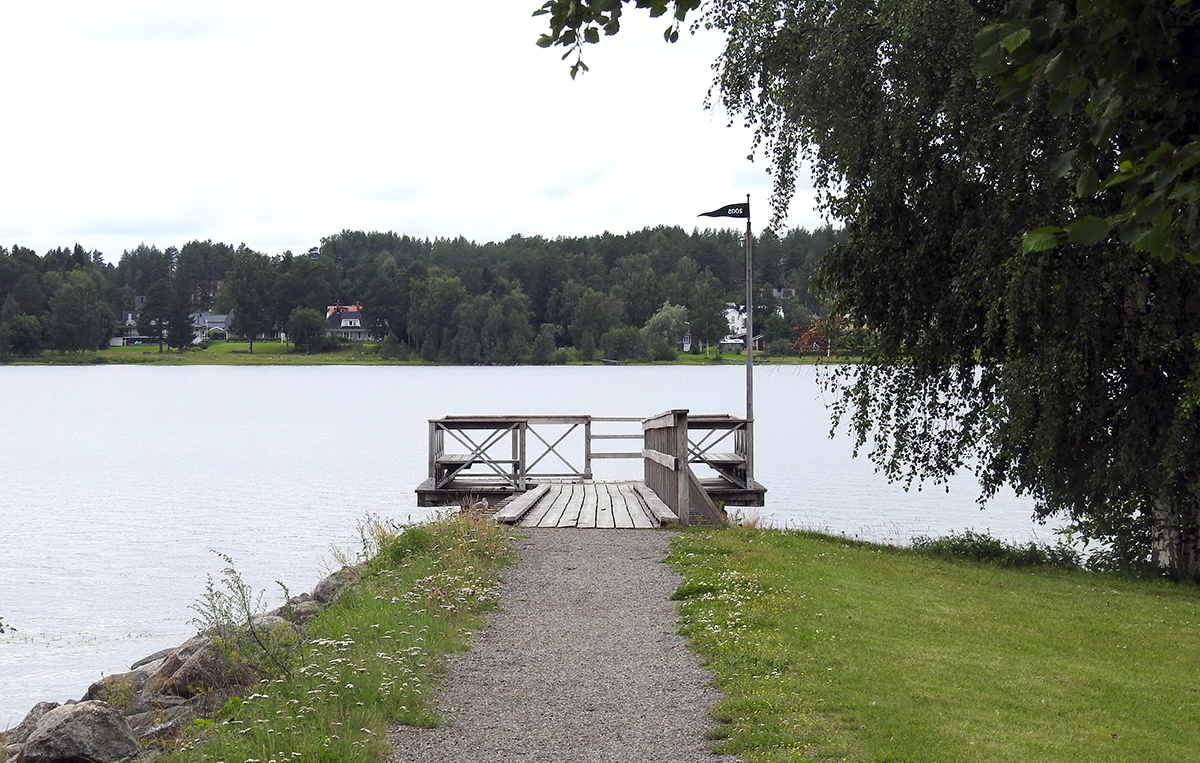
[0,364,1059,726]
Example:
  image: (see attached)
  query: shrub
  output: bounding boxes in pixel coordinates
[378,331,409,360]
[911,530,1081,569]
[288,308,332,354]
[190,551,303,683]
[599,326,644,360]
[370,525,437,572]
[765,338,793,357]
[644,336,678,361]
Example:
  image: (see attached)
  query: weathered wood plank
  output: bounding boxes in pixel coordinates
[685,467,727,526]
[623,481,651,528]
[609,482,635,528]
[700,452,745,465]
[642,410,683,431]
[642,448,676,470]
[520,484,564,527]
[543,484,576,527]
[558,482,587,527]
[578,482,600,528]
[617,481,656,529]
[575,483,598,527]
[633,483,680,525]
[595,483,616,529]
[493,484,551,524]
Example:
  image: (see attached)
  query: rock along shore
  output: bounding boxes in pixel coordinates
[1,565,363,763]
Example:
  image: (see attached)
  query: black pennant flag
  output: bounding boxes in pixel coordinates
[698,201,749,219]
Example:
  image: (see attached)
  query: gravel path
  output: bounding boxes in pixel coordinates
[387,529,736,763]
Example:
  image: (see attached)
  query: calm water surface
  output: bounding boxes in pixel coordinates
[0,365,1057,726]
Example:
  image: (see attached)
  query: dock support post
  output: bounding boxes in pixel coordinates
[584,417,593,480]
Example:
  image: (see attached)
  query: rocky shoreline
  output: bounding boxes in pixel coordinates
[2,565,363,763]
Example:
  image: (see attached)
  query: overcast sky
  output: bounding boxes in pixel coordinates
[0,1,822,262]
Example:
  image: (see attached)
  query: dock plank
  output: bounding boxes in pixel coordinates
[632,483,679,525]
[544,484,576,527]
[573,484,598,528]
[497,480,680,529]
[493,484,551,524]
[577,482,599,529]
[557,483,587,527]
[610,483,636,528]
[617,482,656,529]
[596,483,616,529]
[520,484,564,527]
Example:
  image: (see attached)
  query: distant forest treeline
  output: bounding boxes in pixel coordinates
[0,225,843,361]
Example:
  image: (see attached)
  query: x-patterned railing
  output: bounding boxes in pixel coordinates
[427,415,642,490]
[685,414,751,490]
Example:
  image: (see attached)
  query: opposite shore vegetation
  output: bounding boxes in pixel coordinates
[0,226,847,364]
[4,514,1197,763]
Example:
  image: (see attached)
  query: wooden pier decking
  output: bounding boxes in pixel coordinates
[490,481,678,528]
[416,410,766,526]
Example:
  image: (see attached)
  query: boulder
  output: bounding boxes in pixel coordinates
[121,692,188,719]
[17,700,140,763]
[142,635,211,690]
[125,702,198,741]
[268,598,323,624]
[312,565,363,605]
[131,646,176,670]
[147,638,250,698]
[245,614,297,633]
[4,702,61,745]
[82,670,149,709]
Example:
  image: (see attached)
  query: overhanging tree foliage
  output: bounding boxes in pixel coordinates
[536,0,1200,577]
[975,0,1200,263]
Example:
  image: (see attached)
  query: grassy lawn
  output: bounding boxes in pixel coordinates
[668,528,1200,763]
[21,340,399,365]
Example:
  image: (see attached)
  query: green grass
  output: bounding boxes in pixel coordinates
[15,340,401,365]
[669,350,821,365]
[667,528,1200,763]
[159,512,512,763]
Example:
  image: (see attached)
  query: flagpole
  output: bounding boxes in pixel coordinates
[744,193,754,488]
[697,197,755,493]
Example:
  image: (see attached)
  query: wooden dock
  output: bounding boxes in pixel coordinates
[416,410,766,526]
[490,481,678,528]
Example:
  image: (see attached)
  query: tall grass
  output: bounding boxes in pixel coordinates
[160,512,511,763]
[910,529,1081,569]
[668,527,1200,763]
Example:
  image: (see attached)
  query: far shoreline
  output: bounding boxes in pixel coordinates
[2,340,838,367]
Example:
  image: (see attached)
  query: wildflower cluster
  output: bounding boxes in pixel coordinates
[402,570,497,615]
[673,568,766,647]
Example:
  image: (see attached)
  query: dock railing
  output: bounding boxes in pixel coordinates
[685,414,751,490]
[427,415,643,492]
[642,410,727,525]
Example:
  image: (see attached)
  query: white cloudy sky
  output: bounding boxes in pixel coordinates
[0,1,822,261]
